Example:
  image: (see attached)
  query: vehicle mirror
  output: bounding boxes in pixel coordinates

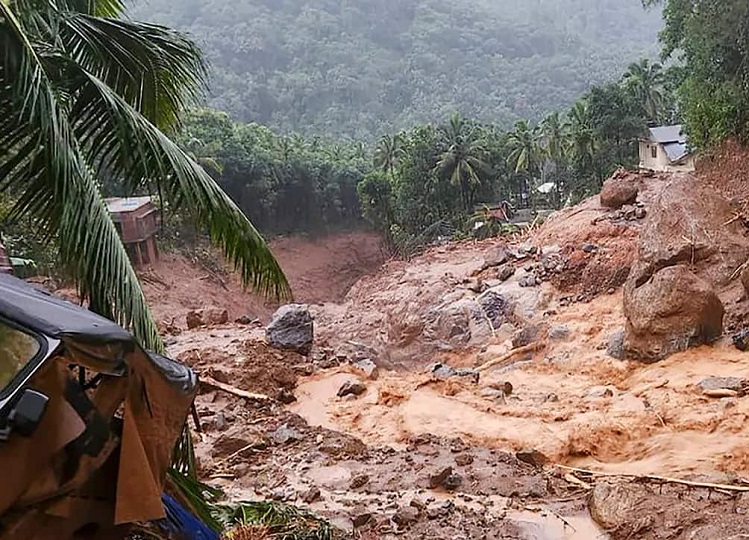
[10,389,49,437]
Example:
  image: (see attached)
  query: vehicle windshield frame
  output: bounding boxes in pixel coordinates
[0,315,50,403]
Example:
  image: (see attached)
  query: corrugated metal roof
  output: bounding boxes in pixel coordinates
[105,196,153,214]
[648,125,687,144]
[663,141,690,163]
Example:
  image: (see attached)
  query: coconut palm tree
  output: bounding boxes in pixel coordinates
[622,58,666,123]
[435,113,490,210]
[373,133,405,180]
[0,0,289,352]
[506,119,542,177]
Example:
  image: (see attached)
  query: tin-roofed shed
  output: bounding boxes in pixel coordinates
[105,196,160,266]
[639,124,695,172]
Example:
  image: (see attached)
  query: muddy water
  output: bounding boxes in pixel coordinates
[291,292,749,480]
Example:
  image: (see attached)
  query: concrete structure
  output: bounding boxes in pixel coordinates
[105,197,160,266]
[0,241,11,274]
[639,125,695,172]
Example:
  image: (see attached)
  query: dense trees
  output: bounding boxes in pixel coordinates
[644,0,749,147]
[129,0,662,139]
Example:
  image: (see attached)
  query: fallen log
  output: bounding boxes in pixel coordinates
[200,375,271,401]
[476,342,543,372]
[556,464,749,492]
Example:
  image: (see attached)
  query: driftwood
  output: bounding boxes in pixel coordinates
[557,464,749,493]
[476,342,543,372]
[200,376,271,401]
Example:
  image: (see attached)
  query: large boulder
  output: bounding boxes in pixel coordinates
[600,175,639,209]
[623,265,724,361]
[266,304,314,355]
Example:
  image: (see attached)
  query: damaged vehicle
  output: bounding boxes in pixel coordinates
[0,272,198,539]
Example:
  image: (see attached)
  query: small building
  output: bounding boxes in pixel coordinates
[639,125,695,173]
[0,241,11,274]
[105,197,160,266]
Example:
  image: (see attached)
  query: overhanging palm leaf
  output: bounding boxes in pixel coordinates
[0,0,290,354]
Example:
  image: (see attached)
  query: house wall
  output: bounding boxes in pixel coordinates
[639,141,695,173]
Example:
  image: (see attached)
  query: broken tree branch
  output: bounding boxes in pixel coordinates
[200,375,271,401]
[476,342,543,372]
[556,464,749,492]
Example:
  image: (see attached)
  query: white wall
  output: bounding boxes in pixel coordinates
[639,141,695,172]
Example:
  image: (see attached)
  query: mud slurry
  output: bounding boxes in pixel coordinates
[167,168,749,539]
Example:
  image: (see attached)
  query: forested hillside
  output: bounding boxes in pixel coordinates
[129,0,662,139]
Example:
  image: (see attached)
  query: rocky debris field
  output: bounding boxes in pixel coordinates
[165,163,749,539]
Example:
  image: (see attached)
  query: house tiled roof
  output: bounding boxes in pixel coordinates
[648,125,690,164]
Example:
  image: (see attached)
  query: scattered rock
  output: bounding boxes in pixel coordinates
[266,304,314,355]
[276,388,297,404]
[635,206,647,220]
[353,359,380,380]
[186,310,203,329]
[234,314,256,325]
[351,512,373,528]
[606,329,626,360]
[204,308,229,325]
[698,376,747,394]
[515,448,549,468]
[455,454,474,466]
[350,474,370,489]
[733,328,749,351]
[497,265,516,282]
[428,467,453,489]
[302,486,321,504]
[600,176,639,209]
[429,363,479,384]
[582,243,599,253]
[520,243,538,255]
[587,386,615,398]
[392,506,420,527]
[512,323,547,348]
[443,473,463,491]
[704,388,739,398]
[623,266,724,361]
[518,275,539,288]
[484,247,510,268]
[337,380,367,398]
[271,424,304,445]
[214,412,228,431]
[478,291,513,328]
[589,482,646,531]
[409,498,427,511]
[426,504,450,520]
[549,324,571,340]
[480,387,505,400]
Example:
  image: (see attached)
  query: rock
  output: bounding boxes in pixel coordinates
[623,266,724,361]
[520,243,538,255]
[204,308,229,325]
[733,328,749,351]
[235,314,256,325]
[429,362,455,379]
[350,474,370,489]
[516,448,549,468]
[518,275,539,288]
[587,386,615,398]
[512,323,547,348]
[392,506,420,527]
[426,504,450,520]
[478,291,513,328]
[428,467,453,489]
[212,434,264,457]
[582,243,599,253]
[606,329,626,360]
[497,265,516,282]
[276,388,297,404]
[455,368,480,384]
[186,310,203,329]
[589,482,645,530]
[271,424,304,445]
[302,486,321,504]
[266,304,314,355]
[352,359,380,380]
[698,376,747,393]
[337,380,367,398]
[455,453,474,466]
[443,473,463,491]
[600,176,638,209]
[484,247,510,268]
[214,412,228,431]
[549,324,571,340]
[351,512,373,528]
[480,387,505,400]
[542,245,561,255]
[635,207,647,219]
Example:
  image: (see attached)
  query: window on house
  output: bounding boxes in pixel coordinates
[651,146,657,159]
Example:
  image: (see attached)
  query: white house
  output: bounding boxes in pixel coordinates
[639,124,695,172]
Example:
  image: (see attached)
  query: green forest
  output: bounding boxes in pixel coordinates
[128,0,663,139]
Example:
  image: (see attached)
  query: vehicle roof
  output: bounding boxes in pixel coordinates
[0,272,133,345]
